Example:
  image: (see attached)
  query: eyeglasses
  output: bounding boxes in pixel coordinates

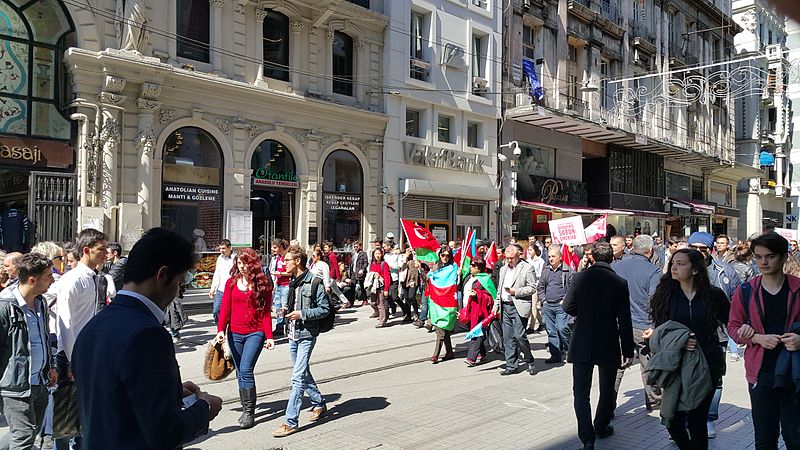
[440,254,451,258]
[689,245,709,252]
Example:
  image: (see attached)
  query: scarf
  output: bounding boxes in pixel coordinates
[287,270,307,311]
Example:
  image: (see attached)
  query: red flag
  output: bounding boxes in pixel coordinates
[584,214,608,243]
[401,219,440,252]
[562,243,579,271]
[485,241,499,270]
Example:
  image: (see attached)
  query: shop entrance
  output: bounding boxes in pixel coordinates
[250,190,294,251]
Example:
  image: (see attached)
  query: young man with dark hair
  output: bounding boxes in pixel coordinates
[103,242,126,292]
[73,228,222,448]
[269,239,291,336]
[0,253,57,449]
[729,232,800,449]
[208,239,235,325]
[273,247,330,438]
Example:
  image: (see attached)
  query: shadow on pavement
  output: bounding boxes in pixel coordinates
[300,396,391,432]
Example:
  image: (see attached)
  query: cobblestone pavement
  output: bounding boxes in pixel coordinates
[4,306,775,449]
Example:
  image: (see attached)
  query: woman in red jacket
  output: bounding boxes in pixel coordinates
[215,248,275,429]
[367,248,391,328]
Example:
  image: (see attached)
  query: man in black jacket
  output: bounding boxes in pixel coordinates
[563,242,635,450]
[73,228,222,449]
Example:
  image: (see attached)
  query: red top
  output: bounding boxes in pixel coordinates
[369,261,391,294]
[275,254,290,286]
[327,251,340,280]
[217,278,273,338]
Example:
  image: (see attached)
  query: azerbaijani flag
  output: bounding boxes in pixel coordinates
[458,228,477,278]
[423,262,459,331]
[401,219,440,263]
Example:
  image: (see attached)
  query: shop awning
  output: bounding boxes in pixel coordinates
[402,179,498,201]
[517,200,633,216]
[615,208,670,218]
[666,198,716,215]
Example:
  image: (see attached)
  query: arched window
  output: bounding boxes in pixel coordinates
[161,127,223,250]
[251,139,297,188]
[322,150,362,247]
[0,0,75,140]
[177,0,210,62]
[332,31,353,96]
[263,10,289,81]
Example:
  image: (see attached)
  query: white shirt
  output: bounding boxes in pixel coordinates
[56,262,100,361]
[530,256,545,279]
[501,261,523,303]
[384,253,401,281]
[310,260,332,288]
[117,289,166,323]
[211,253,235,293]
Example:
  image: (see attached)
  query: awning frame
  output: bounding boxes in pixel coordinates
[517,200,633,216]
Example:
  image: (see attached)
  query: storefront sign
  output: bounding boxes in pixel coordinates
[252,168,300,188]
[0,135,73,169]
[548,216,587,246]
[323,193,362,212]
[518,175,587,206]
[162,183,221,202]
[403,143,486,174]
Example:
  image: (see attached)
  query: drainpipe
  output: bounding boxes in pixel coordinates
[69,112,89,209]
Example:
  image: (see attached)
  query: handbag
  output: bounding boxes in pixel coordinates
[485,319,504,353]
[203,340,234,381]
[52,381,80,439]
[457,305,470,325]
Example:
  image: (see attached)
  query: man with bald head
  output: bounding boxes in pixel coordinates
[2,252,23,290]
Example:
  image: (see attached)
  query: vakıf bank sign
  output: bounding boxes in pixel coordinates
[403,143,487,174]
[253,168,300,188]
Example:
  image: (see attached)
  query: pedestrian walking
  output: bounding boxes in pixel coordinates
[209,239,235,325]
[383,241,403,317]
[537,244,573,364]
[0,253,58,449]
[646,248,729,449]
[563,242,634,450]
[72,228,222,449]
[463,258,496,366]
[215,248,275,430]
[350,240,369,306]
[1,252,22,291]
[730,244,756,284]
[429,246,457,364]
[365,248,391,328]
[611,234,663,410]
[729,232,800,450]
[269,239,291,337]
[399,246,421,322]
[494,243,537,375]
[272,248,329,438]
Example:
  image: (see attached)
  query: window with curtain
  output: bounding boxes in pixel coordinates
[410,12,425,60]
[0,0,75,140]
[177,0,210,62]
[472,34,485,78]
[332,31,353,96]
[523,25,536,61]
[263,10,289,81]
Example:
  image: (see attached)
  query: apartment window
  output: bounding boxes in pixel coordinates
[600,59,611,109]
[410,12,426,60]
[406,109,421,137]
[710,182,732,207]
[768,30,773,45]
[332,31,354,96]
[177,0,210,62]
[523,25,536,61]
[472,34,485,79]
[467,122,480,148]
[668,11,677,46]
[346,0,370,7]
[263,10,289,81]
[567,74,578,105]
[437,115,452,143]
[713,39,721,62]
[568,44,578,62]
[472,0,487,8]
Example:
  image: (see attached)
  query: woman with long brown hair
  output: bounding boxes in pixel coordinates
[647,248,729,449]
[215,248,276,429]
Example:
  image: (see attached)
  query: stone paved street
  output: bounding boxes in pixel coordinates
[163,306,770,450]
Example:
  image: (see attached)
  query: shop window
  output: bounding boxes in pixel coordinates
[263,10,289,81]
[332,31,354,96]
[251,139,296,247]
[161,127,223,250]
[322,150,363,247]
[251,139,297,188]
[437,115,452,143]
[406,109,421,137]
[0,0,74,140]
[518,144,555,178]
[709,181,732,207]
[177,0,210,62]
[609,147,664,197]
[666,172,691,199]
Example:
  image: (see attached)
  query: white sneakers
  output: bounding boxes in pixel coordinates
[707,420,716,438]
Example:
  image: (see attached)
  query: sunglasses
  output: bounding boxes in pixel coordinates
[690,245,709,252]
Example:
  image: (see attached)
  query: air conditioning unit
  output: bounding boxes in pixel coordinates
[472,76,488,92]
[515,93,532,107]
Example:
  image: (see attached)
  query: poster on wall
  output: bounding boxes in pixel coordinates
[548,216,587,246]
[773,227,797,242]
[226,210,253,247]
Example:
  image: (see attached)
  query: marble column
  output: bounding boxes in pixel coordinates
[135,84,161,230]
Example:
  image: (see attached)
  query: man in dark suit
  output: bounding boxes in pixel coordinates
[563,242,635,450]
[73,228,222,449]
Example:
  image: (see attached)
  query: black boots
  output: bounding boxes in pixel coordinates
[238,387,257,429]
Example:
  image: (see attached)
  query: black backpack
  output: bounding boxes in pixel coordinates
[309,277,335,333]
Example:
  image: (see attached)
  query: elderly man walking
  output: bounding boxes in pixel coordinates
[611,234,663,410]
[537,244,574,364]
[564,242,634,449]
[493,243,537,376]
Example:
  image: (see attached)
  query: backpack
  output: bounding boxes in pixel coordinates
[309,277,335,333]
[739,281,765,326]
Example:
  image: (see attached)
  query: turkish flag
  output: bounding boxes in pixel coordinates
[401,219,441,252]
[485,241,501,270]
[584,214,608,243]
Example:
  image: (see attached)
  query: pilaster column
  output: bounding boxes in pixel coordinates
[210,0,225,71]
[255,8,267,82]
[136,82,161,230]
[98,82,126,222]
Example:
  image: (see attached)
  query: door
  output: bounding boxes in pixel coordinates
[28,172,77,243]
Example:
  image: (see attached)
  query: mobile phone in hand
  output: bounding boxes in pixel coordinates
[182,394,198,408]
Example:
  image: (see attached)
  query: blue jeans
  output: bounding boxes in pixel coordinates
[727,337,740,357]
[419,296,428,322]
[229,331,266,389]
[273,285,289,329]
[542,302,570,359]
[212,290,224,325]
[284,337,325,428]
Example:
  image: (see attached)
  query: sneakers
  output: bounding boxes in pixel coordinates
[308,405,327,422]
[707,420,716,438]
[465,359,476,367]
[272,423,299,438]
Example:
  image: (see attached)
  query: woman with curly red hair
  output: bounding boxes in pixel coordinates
[215,248,275,429]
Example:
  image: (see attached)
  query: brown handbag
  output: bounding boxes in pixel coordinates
[203,340,234,381]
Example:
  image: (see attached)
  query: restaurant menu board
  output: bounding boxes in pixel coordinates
[226,210,253,248]
[191,252,217,290]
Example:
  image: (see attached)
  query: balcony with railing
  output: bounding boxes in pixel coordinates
[631,24,656,54]
[559,93,588,118]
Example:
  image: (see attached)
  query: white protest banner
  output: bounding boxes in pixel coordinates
[773,227,797,242]
[548,216,587,246]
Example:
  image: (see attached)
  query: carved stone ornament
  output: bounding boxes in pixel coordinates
[293,130,307,144]
[215,117,230,135]
[100,118,121,144]
[136,128,155,155]
[325,30,335,42]
[255,8,268,22]
[209,0,225,9]
[99,92,127,105]
[136,98,161,111]
[103,75,126,94]
[159,108,175,125]
[290,21,304,33]
[140,82,161,100]
[248,124,260,139]
[234,1,245,14]
[309,27,318,37]
[355,40,366,52]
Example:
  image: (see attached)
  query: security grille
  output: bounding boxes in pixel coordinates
[28,172,77,242]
